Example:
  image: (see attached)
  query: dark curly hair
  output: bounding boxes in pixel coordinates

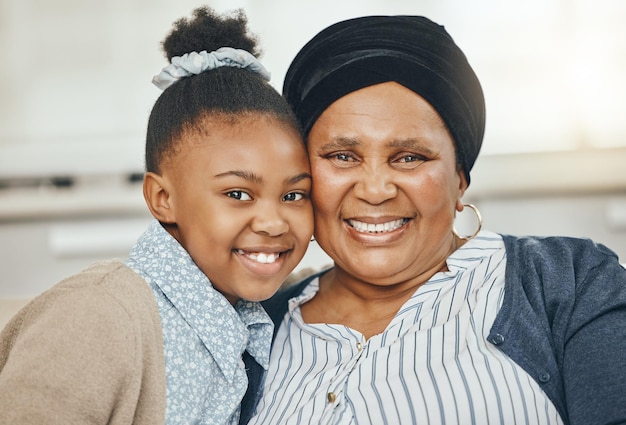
[145,6,301,173]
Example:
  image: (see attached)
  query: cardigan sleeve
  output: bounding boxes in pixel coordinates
[0,271,144,424]
[560,249,626,425]
[497,235,626,425]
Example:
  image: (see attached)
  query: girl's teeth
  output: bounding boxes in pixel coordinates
[238,250,279,264]
[348,219,405,233]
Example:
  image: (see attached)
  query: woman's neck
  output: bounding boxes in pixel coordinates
[300,259,447,339]
[300,235,466,339]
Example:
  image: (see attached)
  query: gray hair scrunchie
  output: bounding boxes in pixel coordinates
[153,47,271,90]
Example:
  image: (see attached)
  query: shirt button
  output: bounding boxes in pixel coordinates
[538,372,551,383]
[327,392,336,403]
[491,333,505,345]
[356,342,363,351]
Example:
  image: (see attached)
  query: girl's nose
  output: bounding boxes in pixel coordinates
[250,203,289,236]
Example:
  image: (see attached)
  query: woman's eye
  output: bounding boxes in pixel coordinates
[324,151,359,168]
[399,154,423,163]
[325,152,355,162]
[283,192,307,202]
[393,153,427,168]
[226,190,252,201]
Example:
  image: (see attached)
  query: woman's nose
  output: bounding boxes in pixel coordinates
[352,164,398,205]
[250,203,289,236]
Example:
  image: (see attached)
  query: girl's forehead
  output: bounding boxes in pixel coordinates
[172,115,305,160]
[194,111,284,129]
[163,117,309,188]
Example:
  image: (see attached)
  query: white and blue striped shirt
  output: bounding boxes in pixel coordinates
[250,231,564,425]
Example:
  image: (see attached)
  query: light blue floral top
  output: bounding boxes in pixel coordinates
[126,220,273,425]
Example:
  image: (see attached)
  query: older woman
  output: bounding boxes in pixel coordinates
[248,16,626,425]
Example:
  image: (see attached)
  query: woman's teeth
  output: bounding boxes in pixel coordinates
[348,218,406,233]
[237,250,280,264]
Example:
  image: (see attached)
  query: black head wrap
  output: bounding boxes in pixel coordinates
[283,15,485,184]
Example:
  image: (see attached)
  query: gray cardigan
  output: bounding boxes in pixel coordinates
[254,234,626,425]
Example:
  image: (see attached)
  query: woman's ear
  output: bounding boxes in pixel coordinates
[143,172,176,223]
[456,168,469,212]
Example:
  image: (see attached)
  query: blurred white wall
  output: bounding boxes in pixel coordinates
[2,0,626,176]
[1,0,625,309]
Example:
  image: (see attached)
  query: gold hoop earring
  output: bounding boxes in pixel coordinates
[452,203,483,240]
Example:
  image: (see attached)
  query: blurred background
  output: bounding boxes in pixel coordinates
[1,0,625,321]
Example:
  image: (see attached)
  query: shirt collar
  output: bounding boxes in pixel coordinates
[235,300,274,369]
[127,220,273,379]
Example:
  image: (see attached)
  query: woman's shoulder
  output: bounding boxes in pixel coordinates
[498,232,625,304]
[500,233,620,266]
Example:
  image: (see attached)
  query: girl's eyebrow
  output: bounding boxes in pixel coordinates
[214,170,312,185]
[287,172,312,185]
[214,170,262,184]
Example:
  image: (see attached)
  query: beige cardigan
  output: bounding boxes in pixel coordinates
[0,261,166,425]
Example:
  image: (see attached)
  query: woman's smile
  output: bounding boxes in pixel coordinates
[346,218,409,234]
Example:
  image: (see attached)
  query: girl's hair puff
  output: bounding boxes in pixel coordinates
[146,6,301,173]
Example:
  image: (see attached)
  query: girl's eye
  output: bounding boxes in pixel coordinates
[226,190,252,201]
[282,192,307,202]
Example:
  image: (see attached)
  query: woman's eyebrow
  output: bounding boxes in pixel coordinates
[317,136,360,151]
[387,138,436,155]
[319,136,436,155]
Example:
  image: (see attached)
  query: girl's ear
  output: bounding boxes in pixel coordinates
[143,172,176,223]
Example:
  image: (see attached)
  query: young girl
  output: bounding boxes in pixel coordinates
[0,6,313,425]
